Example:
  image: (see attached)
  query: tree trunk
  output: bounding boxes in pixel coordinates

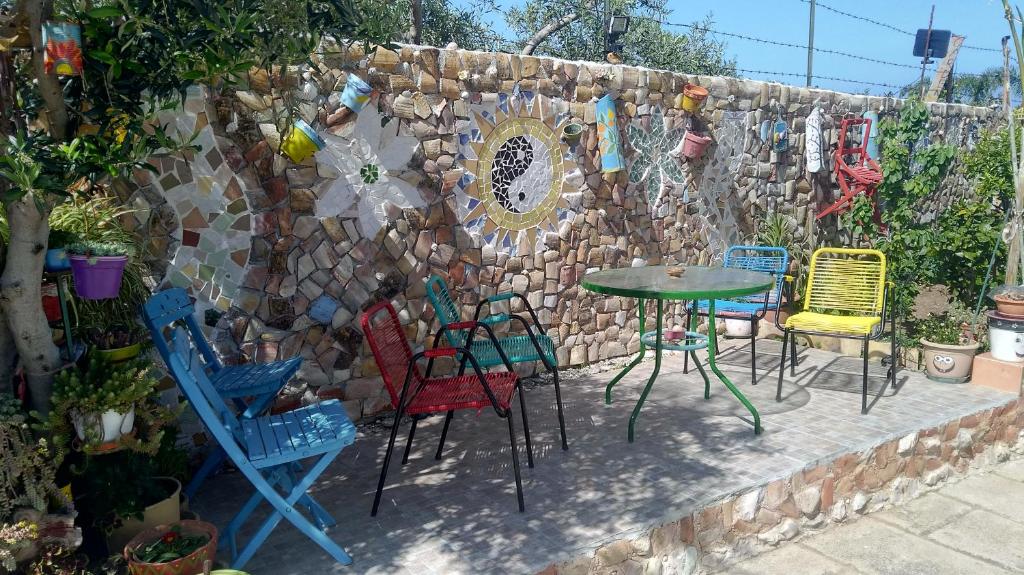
[1,198,60,414]
[520,0,597,56]
[0,309,17,397]
[407,0,422,45]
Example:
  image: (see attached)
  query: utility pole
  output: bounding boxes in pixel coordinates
[806,0,816,87]
[918,5,935,100]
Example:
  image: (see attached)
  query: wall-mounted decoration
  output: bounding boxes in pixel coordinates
[456,91,576,254]
[43,22,83,76]
[340,74,373,113]
[281,120,326,163]
[596,95,624,173]
[315,104,423,239]
[696,111,747,254]
[628,107,686,205]
[680,84,709,113]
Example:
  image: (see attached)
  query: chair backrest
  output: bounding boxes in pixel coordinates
[804,248,886,317]
[166,326,243,445]
[142,288,221,372]
[723,245,789,306]
[360,300,421,408]
[425,276,466,348]
[835,117,871,170]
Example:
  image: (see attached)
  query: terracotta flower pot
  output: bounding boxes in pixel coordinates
[994,294,1024,318]
[920,338,980,383]
[124,519,217,575]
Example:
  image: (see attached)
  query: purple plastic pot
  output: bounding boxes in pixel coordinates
[69,255,128,300]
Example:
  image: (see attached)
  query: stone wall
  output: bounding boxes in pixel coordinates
[544,398,1024,574]
[127,42,995,423]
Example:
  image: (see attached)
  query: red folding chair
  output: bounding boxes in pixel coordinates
[361,300,532,515]
[817,117,883,222]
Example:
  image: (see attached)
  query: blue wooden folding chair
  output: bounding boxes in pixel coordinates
[143,288,301,498]
[684,245,789,384]
[166,326,356,569]
[426,276,568,451]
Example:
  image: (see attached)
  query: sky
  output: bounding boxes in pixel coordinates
[455,0,1015,96]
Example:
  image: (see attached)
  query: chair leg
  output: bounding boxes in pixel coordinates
[790,330,797,375]
[401,416,419,465]
[861,337,870,414]
[683,307,691,374]
[435,410,454,460]
[232,451,351,569]
[372,407,405,516]
[749,318,758,385]
[516,382,535,468]
[551,363,568,451]
[506,413,526,512]
[891,310,899,390]
[776,329,789,402]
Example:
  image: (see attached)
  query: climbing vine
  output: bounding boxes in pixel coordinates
[846,100,956,317]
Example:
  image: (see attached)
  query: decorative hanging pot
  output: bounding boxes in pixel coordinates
[45,248,71,272]
[41,282,61,323]
[340,73,373,113]
[680,84,709,113]
[280,119,326,163]
[42,22,83,76]
[69,254,128,300]
[561,122,584,145]
[681,131,712,159]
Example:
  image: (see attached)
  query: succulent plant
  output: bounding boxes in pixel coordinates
[64,240,128,258]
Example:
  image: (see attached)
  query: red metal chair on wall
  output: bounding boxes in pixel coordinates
[361,300,532,515]
[816,117,883,222]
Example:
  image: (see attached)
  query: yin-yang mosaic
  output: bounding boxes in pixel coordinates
[456,91,575,254]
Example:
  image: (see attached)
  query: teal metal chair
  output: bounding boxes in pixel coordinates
[426,276,568,450]
[165,327,356,569]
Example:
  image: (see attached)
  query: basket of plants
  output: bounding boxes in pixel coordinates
[124,520,217,575]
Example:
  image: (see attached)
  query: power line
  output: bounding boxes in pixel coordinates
[798,0,1003,54]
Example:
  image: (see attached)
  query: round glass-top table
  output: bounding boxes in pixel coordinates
[582,265,774,441]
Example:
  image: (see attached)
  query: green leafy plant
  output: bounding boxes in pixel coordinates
[46,357,179,456]
[131,524,209,564]
[915,315,965,345]
[0,394,64,524]
[64,241,129,258]
[751,212,809,299]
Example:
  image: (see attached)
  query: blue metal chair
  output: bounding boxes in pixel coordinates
[142,288,301,498]
[425,276,568,451]
[166,327,355,569]
[684,246,789,384]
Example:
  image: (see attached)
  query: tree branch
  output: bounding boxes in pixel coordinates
[521,0,597,56]
[25,0,69,140]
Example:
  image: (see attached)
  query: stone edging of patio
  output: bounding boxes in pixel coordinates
[540,398,1024,575]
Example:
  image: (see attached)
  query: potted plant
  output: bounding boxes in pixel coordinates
[44,229,79,273]
[991,285,1024,318]
[125,520,217,575]
[66,240,129,300]
[86,325,145,363]
[918,314,981,383]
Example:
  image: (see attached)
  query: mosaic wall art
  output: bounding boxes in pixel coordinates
[315,102,424,239]
[456,91,576,253]
[596,94,625,173]
[144,87,253,316]
[628,107,686,206]
[696,110,747,254]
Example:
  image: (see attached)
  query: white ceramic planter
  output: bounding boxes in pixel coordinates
[988,311,1024,363]
[72,406,135,444]
[724,318,752,337]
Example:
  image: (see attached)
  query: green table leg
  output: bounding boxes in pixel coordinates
[628,298,663,443]
[707,300,762,434]
[687,300,711,399]
[605,298,645,404]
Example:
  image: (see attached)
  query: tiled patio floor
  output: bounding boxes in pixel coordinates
[192,341,1016,574]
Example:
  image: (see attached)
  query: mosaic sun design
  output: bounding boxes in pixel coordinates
[457,92,575,254]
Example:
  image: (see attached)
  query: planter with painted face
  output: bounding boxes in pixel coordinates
[920,338,981,383]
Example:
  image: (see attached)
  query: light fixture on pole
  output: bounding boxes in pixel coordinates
[607,14,630,57]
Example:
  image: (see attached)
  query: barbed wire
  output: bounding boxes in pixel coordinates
[797,0,1003,54]
[734,67,905,89]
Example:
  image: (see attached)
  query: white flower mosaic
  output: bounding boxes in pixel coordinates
[315,106,424,238]
[628,107,686,207]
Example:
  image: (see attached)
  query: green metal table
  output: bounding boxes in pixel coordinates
[582,265,774,441]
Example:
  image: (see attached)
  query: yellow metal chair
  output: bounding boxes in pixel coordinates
[775,247,897,413]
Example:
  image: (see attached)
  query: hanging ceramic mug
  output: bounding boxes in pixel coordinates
[681,131,712,159]
[280,119,326,163]
[562,122,584,146]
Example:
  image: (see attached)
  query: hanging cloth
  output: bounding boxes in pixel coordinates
[806,107,826,174]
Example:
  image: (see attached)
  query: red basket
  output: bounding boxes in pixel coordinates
[124,520,218,575]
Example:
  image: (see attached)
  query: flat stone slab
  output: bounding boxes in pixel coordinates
[192,341,1015,574]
